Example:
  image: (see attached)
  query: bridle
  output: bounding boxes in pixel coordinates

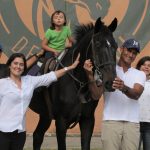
[92,33,116,68]
[56,31,116,89]
[86,32,116,80]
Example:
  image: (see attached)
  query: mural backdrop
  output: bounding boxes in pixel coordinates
[0,0,150,133]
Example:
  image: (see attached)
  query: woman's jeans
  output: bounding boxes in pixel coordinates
[139,122,150,150]
[0,130,26,150]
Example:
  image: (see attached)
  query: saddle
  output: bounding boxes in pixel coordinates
[42,49,69,73]
[43,57,56,73]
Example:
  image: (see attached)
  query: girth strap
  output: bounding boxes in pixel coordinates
[43,57,56,119]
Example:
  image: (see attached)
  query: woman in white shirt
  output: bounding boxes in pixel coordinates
[136,56,150,150]
[0,52,79,150]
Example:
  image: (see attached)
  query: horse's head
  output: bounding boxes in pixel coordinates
[92,17,118,92]
[73,17,117,92]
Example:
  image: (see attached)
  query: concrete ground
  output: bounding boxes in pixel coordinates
[24,133,102,150]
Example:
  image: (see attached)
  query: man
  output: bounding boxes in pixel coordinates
[0,43,44,78]
[84,39,146,150]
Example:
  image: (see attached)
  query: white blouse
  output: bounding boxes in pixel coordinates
[139,80,150,122]
[0,72,57,132]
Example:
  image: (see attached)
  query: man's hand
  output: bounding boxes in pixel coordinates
[83,59,93,73]
[36,49,45,58]
[112,77,125,91]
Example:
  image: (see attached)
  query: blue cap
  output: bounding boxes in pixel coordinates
[0,44,2,52]
[122,38,140,52]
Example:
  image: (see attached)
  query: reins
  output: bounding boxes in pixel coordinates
[55,57,88,88]
[55,34,94,88]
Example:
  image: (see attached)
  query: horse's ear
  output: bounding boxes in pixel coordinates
[108,18,118,32]
[94,17,103,33]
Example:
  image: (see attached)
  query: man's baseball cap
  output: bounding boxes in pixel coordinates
[0,43,3,52]
[122,38,140,52]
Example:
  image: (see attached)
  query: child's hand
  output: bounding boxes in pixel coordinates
[54,51,60,57]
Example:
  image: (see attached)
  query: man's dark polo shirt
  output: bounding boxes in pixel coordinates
[0,64,9,79]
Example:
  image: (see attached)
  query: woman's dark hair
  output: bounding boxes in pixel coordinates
[50,10,67,30]
[136,56,150,70]
[6,53,27,76]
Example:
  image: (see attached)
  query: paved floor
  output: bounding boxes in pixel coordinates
[24,133,102,150]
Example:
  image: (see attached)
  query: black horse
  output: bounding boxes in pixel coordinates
[29,17,118,150]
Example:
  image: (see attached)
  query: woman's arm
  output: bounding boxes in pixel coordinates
[31,53,80,88]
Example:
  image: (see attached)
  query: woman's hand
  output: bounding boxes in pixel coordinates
[69,53,80,70]
[54,53,80,78]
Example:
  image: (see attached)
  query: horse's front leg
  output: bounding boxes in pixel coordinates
[55,116,68,150]
[33,115,52,150]
[79,115,95,150]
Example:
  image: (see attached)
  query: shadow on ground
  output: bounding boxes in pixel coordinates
[24,133,102,150]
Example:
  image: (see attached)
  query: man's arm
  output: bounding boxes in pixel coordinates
[26,49,44,68]
[84,59,103,100]
[112,77,144,100]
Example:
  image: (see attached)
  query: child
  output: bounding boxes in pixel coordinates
[42,10,74,59]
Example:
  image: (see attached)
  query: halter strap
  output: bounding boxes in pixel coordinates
[55,57,86,87]
[96,61,116,68]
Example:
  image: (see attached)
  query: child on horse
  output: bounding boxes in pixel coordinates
[42,10,74,60]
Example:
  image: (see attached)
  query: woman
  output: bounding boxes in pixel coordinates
[0,52,79,150]
[136,56,150,150]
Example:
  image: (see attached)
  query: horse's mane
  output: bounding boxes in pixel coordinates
[74,23,94,43]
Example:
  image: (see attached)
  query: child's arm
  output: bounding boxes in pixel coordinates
[66,36,75,48]
[42,38,60,56]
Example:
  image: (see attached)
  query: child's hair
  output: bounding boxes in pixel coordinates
[50,10,67,30]
[136,56,150,70]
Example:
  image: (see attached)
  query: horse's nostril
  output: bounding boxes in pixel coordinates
[105,81,115,92]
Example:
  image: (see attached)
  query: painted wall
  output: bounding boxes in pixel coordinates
[0,0,150,134]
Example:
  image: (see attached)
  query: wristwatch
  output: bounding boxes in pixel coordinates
[34,53,40,58]
[64,67,68,71]
[121,85,129,94]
